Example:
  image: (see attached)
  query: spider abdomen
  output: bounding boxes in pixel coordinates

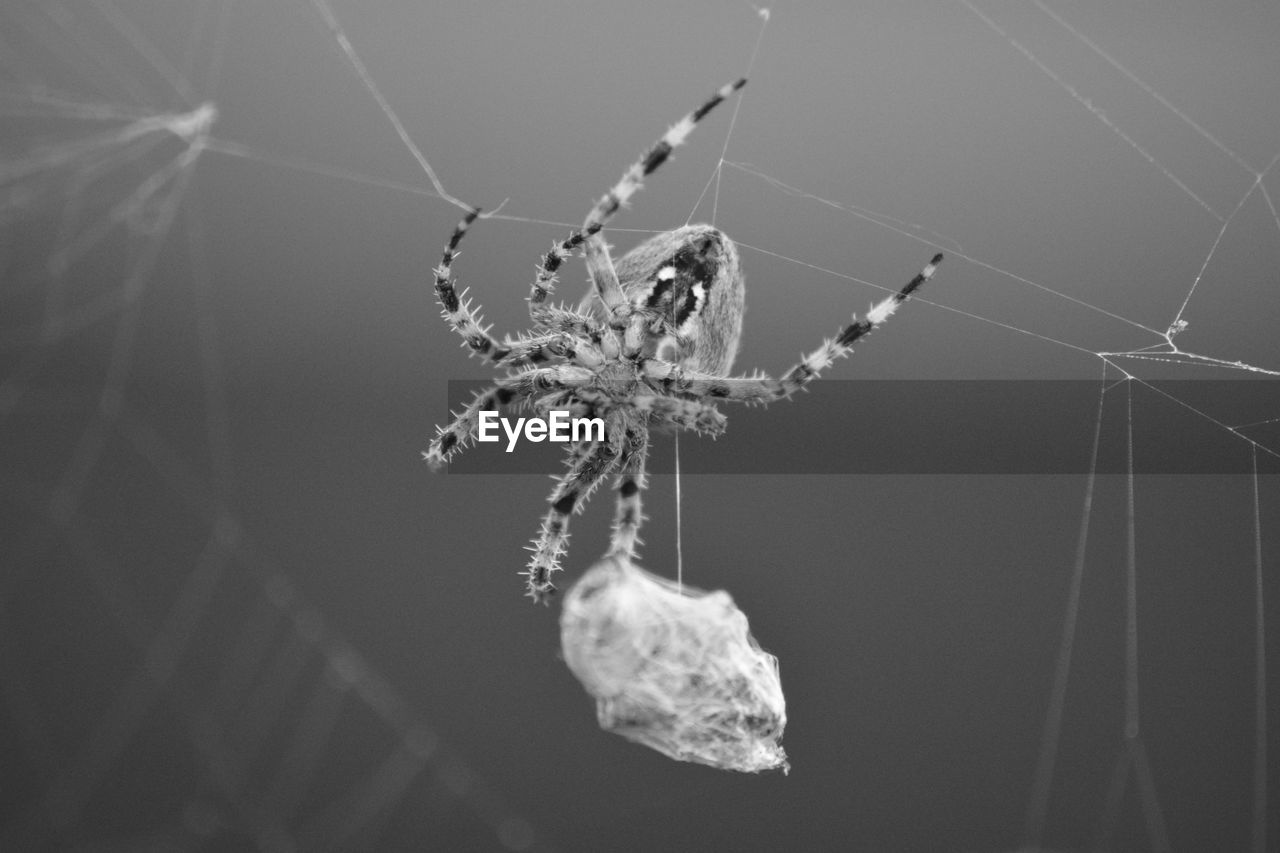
[580,224,745,376]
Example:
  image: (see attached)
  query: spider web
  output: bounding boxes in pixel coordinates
[2,1,1277,851]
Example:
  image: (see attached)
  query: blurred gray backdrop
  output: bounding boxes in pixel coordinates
[2,1,1278,851]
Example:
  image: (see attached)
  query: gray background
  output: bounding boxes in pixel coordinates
[2,1,1278,850]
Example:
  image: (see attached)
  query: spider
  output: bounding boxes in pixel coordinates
[424,79,942,603]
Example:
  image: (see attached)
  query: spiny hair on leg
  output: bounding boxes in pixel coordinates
[528,79,747,311]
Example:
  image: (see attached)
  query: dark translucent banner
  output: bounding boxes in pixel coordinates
[436,380,1280,474]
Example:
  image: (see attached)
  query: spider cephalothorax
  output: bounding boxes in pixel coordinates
[425,79,942,602]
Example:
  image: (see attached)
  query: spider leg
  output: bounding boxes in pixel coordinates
[583,236,625,318]
[423,382,531,468]
[643,253,944,402]
[432,207,516,362]
[630,393,727,438]
[533,306,605,340]
[527,79,747,319]
[432,211,605,370]
[497,330,606,370]
[423,365,594,468]
[606,426,650,562]
[535,386,724,437]
[526,420,626,602]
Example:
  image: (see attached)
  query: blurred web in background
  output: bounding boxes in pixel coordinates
[1,2,536,850]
